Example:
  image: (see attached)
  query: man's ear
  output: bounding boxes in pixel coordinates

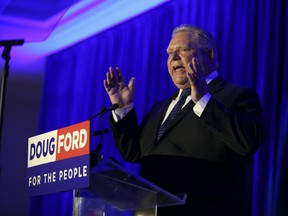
[206,48,218,69]
[207,48,214,60]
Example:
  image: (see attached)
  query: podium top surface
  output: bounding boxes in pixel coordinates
[81,158,186,211]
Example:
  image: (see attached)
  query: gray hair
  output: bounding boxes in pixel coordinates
[172,24,218,65]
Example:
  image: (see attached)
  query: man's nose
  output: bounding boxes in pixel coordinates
[170,51,181,60]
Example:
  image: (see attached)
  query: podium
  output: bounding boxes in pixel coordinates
[73,158,186,216]
[27,121,186,215]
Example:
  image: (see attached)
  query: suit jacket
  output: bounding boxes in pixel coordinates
[110,76,263,216]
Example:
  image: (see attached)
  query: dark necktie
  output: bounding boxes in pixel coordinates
[157,89,190,141]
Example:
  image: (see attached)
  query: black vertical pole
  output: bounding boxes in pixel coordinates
[0,39,24,176]
[0,45,11,148]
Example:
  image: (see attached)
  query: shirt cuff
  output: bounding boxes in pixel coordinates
[112,103,134,122]
[193,93,211,117]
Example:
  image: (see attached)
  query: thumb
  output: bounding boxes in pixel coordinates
[128,77,135,92]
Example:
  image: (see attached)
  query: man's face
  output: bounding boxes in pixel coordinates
[166,31,208,89]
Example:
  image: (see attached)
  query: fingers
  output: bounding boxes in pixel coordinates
[107,67,118,86]
[187,57,200,76]
[186,57,209,102]
[186,57,205,82]
[104,66,124,92]
[104,70,112,92]
[128,77,136,93]
[116,67,125,83]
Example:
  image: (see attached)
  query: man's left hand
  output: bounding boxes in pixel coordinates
[186,57,209,103]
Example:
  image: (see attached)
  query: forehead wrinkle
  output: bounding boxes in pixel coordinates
[166,44,191,52]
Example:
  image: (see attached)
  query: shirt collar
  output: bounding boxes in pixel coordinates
[206,70,218,84]
[178,70,218,97]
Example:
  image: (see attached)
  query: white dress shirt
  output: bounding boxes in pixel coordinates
[112,71,218,122]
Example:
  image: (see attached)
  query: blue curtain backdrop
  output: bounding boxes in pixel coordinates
[30,0,288,215]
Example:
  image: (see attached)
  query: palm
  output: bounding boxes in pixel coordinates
[104,67,135,108]
[109,81,133,104]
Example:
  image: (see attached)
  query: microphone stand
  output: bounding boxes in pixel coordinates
[90,112,105,168]
[0,40,24,176]
[89,104,118,168]
[0,45,11,147]
[75,105,113,207]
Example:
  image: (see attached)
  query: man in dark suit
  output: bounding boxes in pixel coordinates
[103,25,263,216]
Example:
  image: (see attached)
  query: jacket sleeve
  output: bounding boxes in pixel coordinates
[109,108,142,163]
[200,88,264,156]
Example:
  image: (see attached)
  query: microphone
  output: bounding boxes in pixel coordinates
[0,40,24,47]
[1,40,25,59]
[90,104,119,120]
[109,103,119,111]
[91,128,109,136]
[90,104,118,167]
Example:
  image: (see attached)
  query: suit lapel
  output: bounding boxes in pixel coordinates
[156,76,225,143]
[207,75,225,94]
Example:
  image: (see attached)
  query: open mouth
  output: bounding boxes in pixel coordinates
[173,65,185,72]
